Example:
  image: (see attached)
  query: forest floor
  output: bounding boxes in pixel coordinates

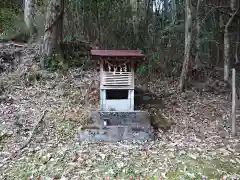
[0,43,240,179]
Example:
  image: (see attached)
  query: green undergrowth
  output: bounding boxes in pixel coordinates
[0,8,24,39]
[0,7,45,41]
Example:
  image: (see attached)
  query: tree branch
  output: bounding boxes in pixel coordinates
[225,8,239,30]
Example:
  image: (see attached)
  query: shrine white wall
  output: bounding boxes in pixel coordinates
[100,89,134,111]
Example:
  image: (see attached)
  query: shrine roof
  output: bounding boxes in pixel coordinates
[90,50,144,58]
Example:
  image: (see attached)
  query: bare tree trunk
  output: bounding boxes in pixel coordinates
[24,0,36,40]
[41,0,64,68]
[171,0,177,23]
[224,9,239,81]
[179,0,192,92]
[214,10,223,66]
[58,0,67,73]
[152,0,157,47]
[163,0,168,21]
[95,0,102,46]
[130,0,139,44]
[142,0,152,91]
[194,0,201,68]
[236,19,240,63]
[57,0,64,43]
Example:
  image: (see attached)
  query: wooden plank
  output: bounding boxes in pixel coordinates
[102,73,133,79]
[104,75,132,77]
[103,77,132,79]
[103,79,131,81]
[103,79,132,81]
[102,83,132,86]
[102,84,132,86]
[103,81,132,83]
[103,79,132,82]
[104,72,132,74]
[103,78,132,80]
[103,82,131,84]
[103,82,132,84]
[103,76,132,78]
[103,83,132,85]
[103,80,131,82]
[101,82,131,84]
[103,84,131,86]
[104,80,131,82]
[103,79,131,82]
[104,73,132,75]
[100,86,134,89]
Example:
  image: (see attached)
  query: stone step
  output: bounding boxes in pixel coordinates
[81,123,151,132]
[78,125,154,143]
[109,122,150,130]
[90,110,151,127]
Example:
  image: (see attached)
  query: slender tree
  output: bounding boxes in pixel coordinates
[179,0,192,92]
[24,0,36,40]
[194,0,202,68]
[224,9,238,81]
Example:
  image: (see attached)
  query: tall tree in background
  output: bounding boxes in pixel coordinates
[223,7,238,81]
[131,0,140,44]
[194,0,201,68]
[163,0,168,22]
[41,0,64,68]
[179,0,192,91]
[24,0,36,40]
[171,0,177,23]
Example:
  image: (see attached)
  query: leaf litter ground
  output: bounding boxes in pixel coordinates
[0,44,239,179]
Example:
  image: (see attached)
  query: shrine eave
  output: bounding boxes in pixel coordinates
[90,50,145,60]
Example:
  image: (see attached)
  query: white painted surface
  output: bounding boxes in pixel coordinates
[129,89,134,111]
[104,99,131,111]
[101,89,134,111]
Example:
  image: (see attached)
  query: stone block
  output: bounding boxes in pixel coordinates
[90,110,150,127]
[78,125,154,143]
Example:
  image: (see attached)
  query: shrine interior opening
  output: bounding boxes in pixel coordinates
[106,89,128,100]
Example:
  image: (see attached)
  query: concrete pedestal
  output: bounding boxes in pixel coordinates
[78,111,154,143]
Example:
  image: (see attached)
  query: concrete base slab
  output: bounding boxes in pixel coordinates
[78,125,154,143]
[78,110,154,143]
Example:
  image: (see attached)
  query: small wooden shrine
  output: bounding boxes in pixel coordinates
[78,49,153,142]
[91,50,144,111]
